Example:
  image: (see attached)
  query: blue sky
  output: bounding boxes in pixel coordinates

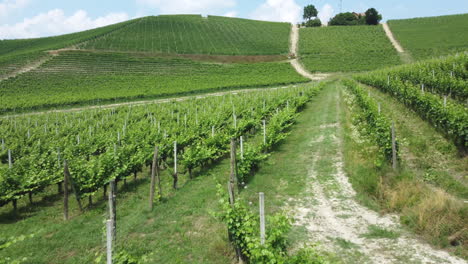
[1,0,467,39]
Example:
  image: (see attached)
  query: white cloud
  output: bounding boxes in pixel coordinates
[0,9,129,39]
[250,0,301,23]
[318,4,334,25]
[223,11,237,18]
[136,0,236,14]
[0,0,29,18]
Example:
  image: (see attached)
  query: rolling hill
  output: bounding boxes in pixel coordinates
[388,13,468,60]
[0,19,137,79]
[77,15,291,55]
[298,25,401,72]
[0,50,306,112]
[0,15,304,113]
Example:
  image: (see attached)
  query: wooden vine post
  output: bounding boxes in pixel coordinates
[108,179,117,240]
[240,136,244,160]
[173,141,178,189]
[63,160,70,220]
[391,122,397,170]
[149,146,159,210]
[7,149,17,211]
[228,138,242,262]
[8,149,12,168]
[106,219,113,264]
[63,160,83,213]
[229,138,237,194]
[259,192,265,245]
[262,120,266,145]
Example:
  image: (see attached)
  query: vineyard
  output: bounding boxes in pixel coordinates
[1,9,468,264]
[77,15,291,55]
[0,83,320,210]
[0,19,137,79]
[298,25,401,72]
[388,13,468,60]
[0,50,307,113]
[354,53,468,151]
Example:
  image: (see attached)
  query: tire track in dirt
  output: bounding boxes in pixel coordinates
[0,54,56,82]
[289,24,329,81]
[289,84,465,263]
[382,23,405,53]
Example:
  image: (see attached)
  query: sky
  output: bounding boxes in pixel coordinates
[1,0,467,39]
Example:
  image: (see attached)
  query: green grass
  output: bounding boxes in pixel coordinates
[0,160,234,263]
[298,25,401,72]
[0,50,307,113]
[361,225,400,239]
[388,13,468,60]
[78,15,291,55]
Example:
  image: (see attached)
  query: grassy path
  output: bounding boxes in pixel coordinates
[266,81,464,263]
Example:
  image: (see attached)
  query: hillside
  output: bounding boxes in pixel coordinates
[298,25,401,72]
[0,50,307,112]
[77,15,291,55]
[0,19,137,79]
[388,13,468,60]
[0,15,304,113]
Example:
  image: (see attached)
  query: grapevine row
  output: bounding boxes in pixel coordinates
[0,84,323,207]
[355,67,468,151]
[343,79,398,164]
[356,53,468,103]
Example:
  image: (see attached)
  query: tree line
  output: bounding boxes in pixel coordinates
[302,4,382,27]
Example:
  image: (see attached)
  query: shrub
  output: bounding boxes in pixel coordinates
[305,18,322,27]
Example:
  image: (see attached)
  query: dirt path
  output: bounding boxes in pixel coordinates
[0,54,56,81]
[289,24,329,81]
[288,83,465,263]
[1,84,306,118]
[382,23,404,53]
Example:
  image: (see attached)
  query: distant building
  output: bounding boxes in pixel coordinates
[352,12,366,18]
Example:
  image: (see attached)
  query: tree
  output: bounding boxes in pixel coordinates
[365,8,382,25]
[329,12,364,26]
[303,5,318,21]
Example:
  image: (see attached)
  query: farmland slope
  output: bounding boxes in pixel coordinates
[77,15,291,55]
[388,13,468,60]
[0,50,307,113]
[0,19,137,79]
[298,25,401,72]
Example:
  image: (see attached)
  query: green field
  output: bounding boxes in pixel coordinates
[388,13,468,60]
[0,19,137,78]
[298,25,401,72]
[78,15,291,55]
[0,50,307,112]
